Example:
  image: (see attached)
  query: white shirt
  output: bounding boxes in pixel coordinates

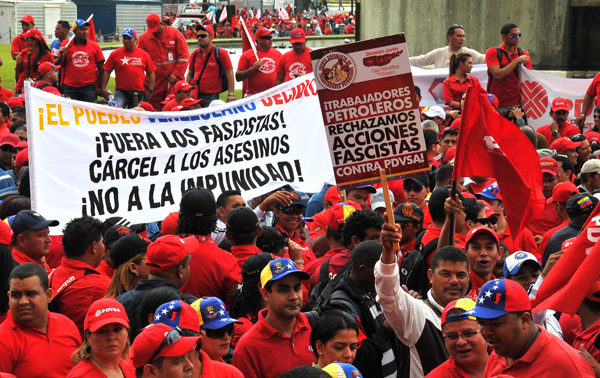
[409,46,486,68]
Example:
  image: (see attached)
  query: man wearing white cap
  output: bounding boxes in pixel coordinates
[422,106,446,134]
[370,188,395,215]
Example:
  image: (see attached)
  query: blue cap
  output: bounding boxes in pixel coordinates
[477,182,501,201]
[355,185,377,193]
[322,362,364,378]
[503,251,541,278]
[260,258,310,288]
[192,297,242,329]
[108,101,119,107]
[466,278,532,320]
[11,210,59,236]
[122,27,137,38]
[73,19,90,30]
[301,217,314,223]
[152,300,200,332]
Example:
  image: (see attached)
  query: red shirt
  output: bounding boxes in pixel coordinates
[232,316,254,349]
[48,258,111,336]
[425,357,472,378]
[305,247,348,292]
[199,350,245,378]
[11,249,50,273]
[539,220,569,258]
[422,227,465,269]
[162,98,182,111]
[238,48,282,95]
[136,26,189,80]
[67,359,135,378]
[399,238,417,267]
[15,48,54,91]
[232,309,314,378]
[572,318,600,362]
[0,311,81,378]
[485,44,532,107]
[423,203,433,230]
[96,259,114,279]
[443,75,482,105]
[190,45,233,95]
[276,48,313,82]
[586,72,600,100]
[180,235,241,308]
[11,34,26,59]
[513,227,542,261]
[0,87,15,102]
[485,326,594,377]
[231,244,262,269]
[60,39,104,87]
[526,202,562,238]
[536,123,580,145]
[104,46,156,92]
[560,313,581,346]
[33,81,62,96]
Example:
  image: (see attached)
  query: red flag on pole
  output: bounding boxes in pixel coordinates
[219,5,228,23]
[88,18,96,42]
[452,85,545,238]
[532,205,600,314]
[240,17,257,96]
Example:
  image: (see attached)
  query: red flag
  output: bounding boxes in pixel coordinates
[532,204,600,313]
[453,85,544,238]
[231,15,238,30]
[240,18,256,96]
[88,18,96,42]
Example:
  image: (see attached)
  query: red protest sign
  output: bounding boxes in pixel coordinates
[310,34,429,190]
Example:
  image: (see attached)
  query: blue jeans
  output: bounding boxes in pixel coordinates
[63,84,97,103]
[114,90,145,109]
[197,92,220,108]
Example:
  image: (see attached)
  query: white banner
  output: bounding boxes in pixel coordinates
[25,77,335,228]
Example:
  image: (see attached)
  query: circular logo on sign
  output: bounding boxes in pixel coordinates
[288,62,307,80]
[259,57,277,74]
[72,51,91,68]
[95,310,102,317]
[520,80,548,120]
[316,52,355,91]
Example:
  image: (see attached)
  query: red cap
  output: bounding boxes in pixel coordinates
[23,29,43,41]
[444,147,456,163]
[465,226,499,245]
[325,202,358,231]
[440,298,476,326]
[562,237,576,251]
[174,81,192,93]
[14,148,28,170]
[160,94,176,105]
[84,298,129,332]
[0,134,19,148]
[180,98,204,108]
[16,141,27,149]
[324,186,340,205]
[255,27,275,40]
[550,97,572,112]
[550,137,581,154]
[539,157,559,175]
[289,28,306,43]
[146,14,161,33]
[6,97,24,109]
[172,105,185,111]
[481,201,500,218]
[146,235,198,272]
[130,323,201,368]
[586,131,600,143]
[161,212,179,236]
[38,62,60,77]
[0,220,14,245]
[195,24,214,38]
[546,181,578,204]
[138,102,155,111]
[20,15,34,24]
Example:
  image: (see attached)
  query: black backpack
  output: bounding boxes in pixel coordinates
[307,258,353,313]
[398,232,438,298]
[190,46,228,94]
[487,46,524,92]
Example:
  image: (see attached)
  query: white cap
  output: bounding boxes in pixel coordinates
[503,251,541,278]
[580,159,600,175]
[423,106,446,119]
[370,188,394,211]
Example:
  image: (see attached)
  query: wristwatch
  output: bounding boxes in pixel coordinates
[228,92,235,96]
[552,130,559,137]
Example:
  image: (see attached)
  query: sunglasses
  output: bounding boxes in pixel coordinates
[403,185,424,193]
[259,35,273,40]
[0,145,14,153]
[475,217,498,226]
[508,32,522,39]
[203,324,234,339]
[594,114,600,119]
[570,134,587,143]
[399,222,416,228]
[451,24,464,29]
[197,34,209,38]
[280,206,304,216]
[148,327,183,364]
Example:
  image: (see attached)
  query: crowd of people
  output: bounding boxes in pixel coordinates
[2,11,600,378]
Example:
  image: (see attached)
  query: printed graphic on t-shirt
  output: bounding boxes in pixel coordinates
[288,62,308,80]
[120,56,143,66]
[260,57,277,74]
[72,51,91,68]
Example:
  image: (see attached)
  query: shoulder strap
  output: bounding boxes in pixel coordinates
[318,257,332,281]
[214,46,224,74]
[196,50,213,91]
[190,49,199,78]
[421,237,439,260]
[487,46,503,92]
[423,298,443,318]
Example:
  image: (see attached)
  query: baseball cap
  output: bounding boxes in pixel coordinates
[130,323,201,368]
[477,182,502,202]
[423,129,439,149]
[370,188,395,211]
[324,186,341,205]
[581,159,600,175]
[289,27,306,43]
[0,134,19,148]
[545,181,578,204]
[423,106,445,119]
[322,362,363,378]
[84,298,129,332]
[72,19,90,31]
[146,235,197,272]
[192,297,242,329]
[440,298,477,326]
[550,97,572,112]
[11,210,59,236]
[122,28,137,38]
[326,202,358,231]
[146,14,161,33]
[226,206,259,234]
[566,193,599,218]
[503,251,541,278]
[110,233,151,269]
[153,300,200,332]
[482,202,500,218]
[393,202,424,225]
[179,187,216,217]
[161,212,179,236]
[280,191,305,208]
[20,15,34,23]
[174,81,193,93]
[103,224,131,248]
[255,27,275,40]
[467,278,531,319]
[138,102,155,111]
[260,258,310,288]
[465,226,499,245]
[404,175,429,188]
[0,221,13,245]
[487,93,499,108]
[195,24,214,38]
[428,185,466,212]
[5,97,23,109]
[14,149,28,171]
[172,105,185,112]
[539,157,558,175]
[586,131,600,143]
[161,94,176,105]
[242,252,274,280]
[550,137,581,154]
[354,185,377,194]
[256,226,287,254]
[23,29,43,41]
[38,62,60,77]
[180,97,204,108]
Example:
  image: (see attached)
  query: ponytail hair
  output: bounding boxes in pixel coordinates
[449,53,472,77]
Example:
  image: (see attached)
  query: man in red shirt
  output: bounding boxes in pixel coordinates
[464,226,501,300]
[471,278,594,377]
[137,13,189,110]
[101,28,156,109]
[186,25,235,107]
[236,27,282,96]
[572,289,600,363]
[48,216,111,336]
[485,22,532,117]
[527,157,563,238]
[538,181,577,258]
[177,187,242,307]
[0,263,81,377]
[275,28,312,85]
[32,62,62,96]
[232,258,313,378]
[10,14,32,72]
[227,206,263,269]
[162,81,192,111]
[550,137,581,167]
[537,98,580,145]
[11,210,59,272]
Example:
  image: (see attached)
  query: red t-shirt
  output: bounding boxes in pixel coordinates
[497,225,515,254]
[162,98,183,112]
[0,87,15,102]
[232,310,314,378]
[32,81,62,96]
[536,122,581,146]
[425,357,472,378]
[572,318,600,363]
[526,202,562,238]
[67,359,135,378]
[231,244,262,269]
[485,44,532,107]
[305,247,348,292]
[422,227,465,269]
[232,316,254,349]
[104,46,156,92]
[0,311,82,378]
[190,46,233,95]
[199,350,245,378]
[513,227,542,261]
[10,35,26,59]
[16,48,54,91]
[443,75,482,105]
[96,259,114,279]
[586,72,600,99]
[60,39,104,87]
[238,48,282,95]
[276,48,313,82]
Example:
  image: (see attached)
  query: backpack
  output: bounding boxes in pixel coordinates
[487,46,524,92]
[307,258,353,313]
[190,46,228,94]
[399,232,438,298]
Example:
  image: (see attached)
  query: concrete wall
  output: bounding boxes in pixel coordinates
[360,0,571,69]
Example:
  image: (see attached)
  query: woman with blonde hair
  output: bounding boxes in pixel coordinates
[105,234,150,298]
[68,298,135,377]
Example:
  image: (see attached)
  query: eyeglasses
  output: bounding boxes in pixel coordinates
[509,33,522,39]
[148,327,183,364]
[197,34,209,38]
[570,134,587,142]
[280,206,304,216]
[443,329,479,342]
[203,324,234,339]
[0,145,14,153]
[403,185,424,193]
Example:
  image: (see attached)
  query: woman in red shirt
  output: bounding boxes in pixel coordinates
[15,29,53,93]
[443,53,481,110]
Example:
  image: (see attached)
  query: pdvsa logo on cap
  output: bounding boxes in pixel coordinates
[95,307,122,317]
[317,51,356,91]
